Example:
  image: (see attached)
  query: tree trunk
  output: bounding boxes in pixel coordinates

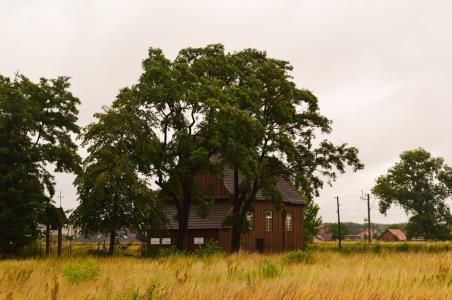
[45,224,50,256]
[231,166,242,253]
[146,229,151,254]
[108,231,116,255]
[176,201,190,251]
[231,217,242,253]
[57,226,62,257]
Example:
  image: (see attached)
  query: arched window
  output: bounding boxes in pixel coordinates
[286,212,293,232]
[265,210,273,232]
[246,212,254,230]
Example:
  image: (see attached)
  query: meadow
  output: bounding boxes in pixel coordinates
[0,243,450,300]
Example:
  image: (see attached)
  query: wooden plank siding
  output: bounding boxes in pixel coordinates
[220,202,304,253]
[152,202,303,253]
[152,171,305,253]
[195,174,231,200]
[148,229,220,253]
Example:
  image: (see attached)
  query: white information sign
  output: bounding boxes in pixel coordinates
[194,237,204,245]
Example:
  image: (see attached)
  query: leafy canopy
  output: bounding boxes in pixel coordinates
[0,74,80,254]
[72,104,165,250]
[213,48,363,247]
[372,148,452,240]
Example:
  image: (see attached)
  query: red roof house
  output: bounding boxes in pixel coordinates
[377,229,407,242]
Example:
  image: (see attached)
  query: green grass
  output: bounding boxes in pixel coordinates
[61,259,100,283]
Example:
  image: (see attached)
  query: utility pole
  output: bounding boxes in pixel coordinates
[336,196,342,250]
[57,191,63,257]
[367,193,371,245]
[361,192,372,245]
[58,191,63,208]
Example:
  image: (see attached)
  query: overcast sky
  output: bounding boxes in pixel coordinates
[2,0,451,224]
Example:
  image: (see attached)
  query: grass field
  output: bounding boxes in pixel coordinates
[0,248,450,300]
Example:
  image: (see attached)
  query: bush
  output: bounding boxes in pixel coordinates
[87,248,109,257]
[397,243,410,252]
[283,250,316,264]
[157,246,184,258]
[259,260,280,278]
[371,243,382,253]
[62,259,100,283]
[194,240,222,258]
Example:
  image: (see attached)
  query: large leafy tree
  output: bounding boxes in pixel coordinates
[217,49,364,251]
[72,105,165,255]
[86,44,363,252]
[372,148,452,240]
[0,74,80,255]
[111,45,231,250]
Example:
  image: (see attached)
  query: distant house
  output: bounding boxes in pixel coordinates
[344,234,361,241]
[318,226,329,234]
[314,225,334,242]
[358,229,379,240]
[315,232,334,242]
[378,229,407,242]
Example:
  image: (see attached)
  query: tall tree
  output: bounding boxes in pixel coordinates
[372,148,452,240]
[72,105,164,255]
[218,49,364,251]
[112,45,231,251]
[0,74,80,256]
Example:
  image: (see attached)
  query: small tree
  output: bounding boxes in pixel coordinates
[372,148,452,240]
[303,198,323,243]
[328,223,349,240]
[73,107,163,255]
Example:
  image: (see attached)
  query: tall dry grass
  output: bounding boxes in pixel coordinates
[0,251,450,299]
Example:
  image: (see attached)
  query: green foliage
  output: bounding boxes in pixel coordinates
[62,259,100,283]
[0,74,80,255]
[283,250,316,264]
[103,45,236,251]
[397,243,410,252]
[259,260,280,278]
[212,47,364,251]
[372,148,452,240]
[387,223,407,231]
[155,247,184,258]
[72,106,166,255]
[303,198,322,244]
[194,240,222,258]
[322,222,406,236]
[119,283,166,300]
[328,223,350,240]
[371,243,382,253]
[72,44,364,253]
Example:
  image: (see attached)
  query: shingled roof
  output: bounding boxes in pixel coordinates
[163,202,231,230]
[386,229,407,241]
[221,166,305,205]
